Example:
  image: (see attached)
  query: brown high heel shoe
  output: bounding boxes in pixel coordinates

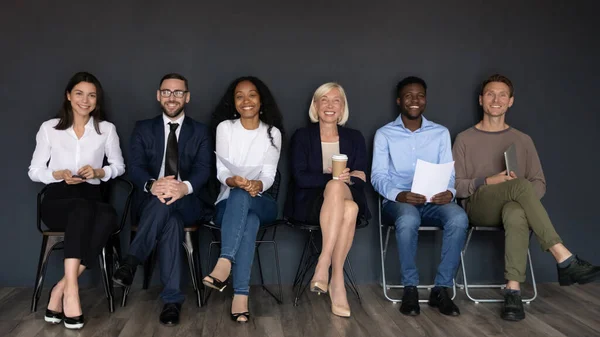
[328,285,351,317]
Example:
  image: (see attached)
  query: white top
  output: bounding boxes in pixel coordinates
[321,141,340,173]
[154,113,193,195]
[215,119,282,204]
[28,117,125,185]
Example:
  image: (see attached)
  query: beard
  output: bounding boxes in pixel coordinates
[162,102,185,119]
[400,108,423,120]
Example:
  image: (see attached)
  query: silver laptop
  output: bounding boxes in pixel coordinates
[504,143,519,176]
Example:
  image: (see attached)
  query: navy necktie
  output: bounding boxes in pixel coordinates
[165,122,179,177]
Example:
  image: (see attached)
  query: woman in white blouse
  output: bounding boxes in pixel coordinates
[202,76,284,323]
[28,72,125,329]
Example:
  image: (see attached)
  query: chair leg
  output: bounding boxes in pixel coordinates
[98,247,115,313]
[272,240,283,304]
[31,236,63,313]
[182,232,202,308]
[195,239,205,307]
[121,286,130,307]
[293,232,319,306]
[343,256,362,303]
[379,223,403,303]
[292,231,312,288]
[112,235,122,271]
[461,228,537,303]
[203,240,219,303]
[255,240,283,304]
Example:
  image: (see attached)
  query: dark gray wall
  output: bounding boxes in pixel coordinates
[1,0,599,287]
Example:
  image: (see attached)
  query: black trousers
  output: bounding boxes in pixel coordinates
[41,182,117,268]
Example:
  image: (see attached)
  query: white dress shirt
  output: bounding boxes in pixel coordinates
[156,113,193,195]
[28,117,125,185]
[215,119,282,204]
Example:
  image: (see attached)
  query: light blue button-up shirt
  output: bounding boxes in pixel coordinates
[371,115,455,202]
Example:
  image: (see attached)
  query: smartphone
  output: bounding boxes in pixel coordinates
[72,175,86,180]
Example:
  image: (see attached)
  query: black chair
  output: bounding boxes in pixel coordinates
[288,216,367,307]
[121,211,205,307]
[31,176,134,313]
[377,196,457,303]
[203,170,284,304]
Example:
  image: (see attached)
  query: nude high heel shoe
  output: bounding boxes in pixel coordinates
[328,285,351,317]
[310,280,328,294]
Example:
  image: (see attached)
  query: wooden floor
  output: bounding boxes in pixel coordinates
[1,283,600,337]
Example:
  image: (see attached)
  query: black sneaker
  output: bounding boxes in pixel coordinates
[399,286,420,316]
[428,287,460,316]
[558,255,600,286]
[501,291,525,321]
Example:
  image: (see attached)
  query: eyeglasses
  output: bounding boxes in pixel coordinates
[159,89,188,98]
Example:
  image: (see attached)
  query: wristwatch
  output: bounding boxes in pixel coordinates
[145,179,155,192]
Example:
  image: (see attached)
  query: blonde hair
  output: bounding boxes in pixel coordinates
[308,82,349,126]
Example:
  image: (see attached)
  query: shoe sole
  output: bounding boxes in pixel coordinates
[502,313,525,321]
[160,321,178,326]
[428,301,460,316]
[559,267,600,286]
[202,280,226,292]
[44,316,62,324]
[64,321,84,329]
[310,286,327,294]
[400,309,420,316]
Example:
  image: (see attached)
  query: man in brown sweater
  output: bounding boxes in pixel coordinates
[452,74,600,322]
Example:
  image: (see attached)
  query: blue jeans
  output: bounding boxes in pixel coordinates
[382,201,468,287]
[214,188,278,295]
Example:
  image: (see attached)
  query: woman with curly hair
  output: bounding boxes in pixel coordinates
[203,76,284,323]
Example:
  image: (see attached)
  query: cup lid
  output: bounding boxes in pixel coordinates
[332,154,348,160]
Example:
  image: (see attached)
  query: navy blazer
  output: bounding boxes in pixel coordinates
[284,123,370,222]
[128,115,213,210]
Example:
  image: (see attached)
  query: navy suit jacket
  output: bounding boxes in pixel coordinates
[128,115,213,214]
[284,123,370,222]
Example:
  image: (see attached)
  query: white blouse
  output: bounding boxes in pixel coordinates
[215,119,281,204]
[28,117,125,185]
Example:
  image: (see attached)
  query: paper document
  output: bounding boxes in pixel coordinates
[215,152,262,180]
[411,159,454,202]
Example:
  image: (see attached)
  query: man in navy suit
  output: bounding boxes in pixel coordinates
[113,73,212,326]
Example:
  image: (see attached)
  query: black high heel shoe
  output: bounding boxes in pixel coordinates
[63,314,85,329]
[44,284,63,324]
[62,295,85,329]
[202,275,229,292]
[230,312,250,323]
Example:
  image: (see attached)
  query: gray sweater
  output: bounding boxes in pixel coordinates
[452,126,546,200]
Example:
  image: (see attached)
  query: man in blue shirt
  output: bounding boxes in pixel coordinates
[371,76,468,317]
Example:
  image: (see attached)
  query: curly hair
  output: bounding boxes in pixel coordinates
[396,76,427,97]
[211,76,285,149]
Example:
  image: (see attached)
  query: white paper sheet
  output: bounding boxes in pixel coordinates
[215,152,262,180]
[410,159,454,202]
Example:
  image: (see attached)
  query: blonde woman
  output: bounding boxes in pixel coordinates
[285,82,370,317]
